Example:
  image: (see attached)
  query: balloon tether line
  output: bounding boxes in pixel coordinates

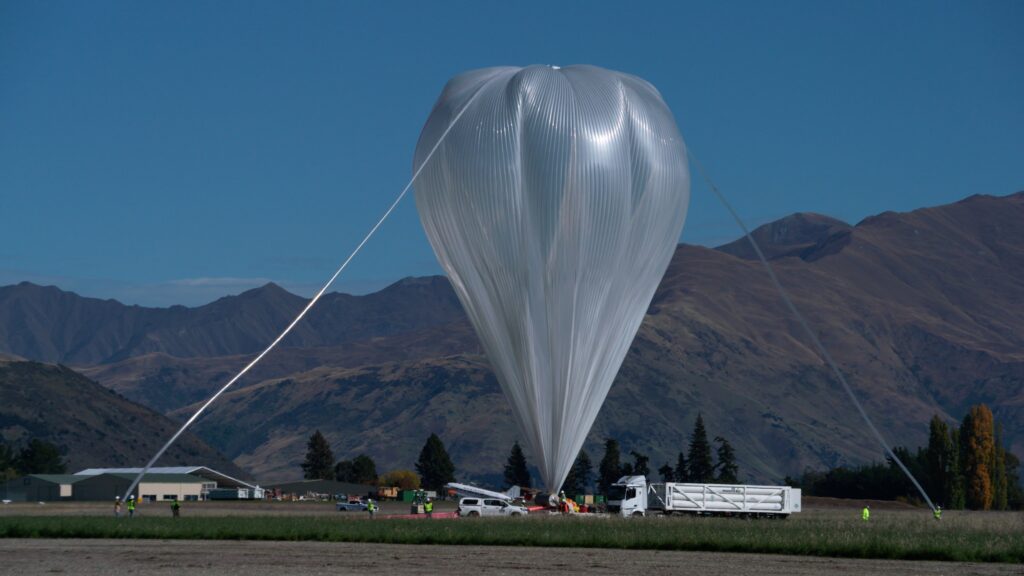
[688,151,936,512]
[120,77,494,504]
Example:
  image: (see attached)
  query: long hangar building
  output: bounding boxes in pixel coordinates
[1,466,262,502]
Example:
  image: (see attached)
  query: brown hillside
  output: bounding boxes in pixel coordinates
[0,359,248,478]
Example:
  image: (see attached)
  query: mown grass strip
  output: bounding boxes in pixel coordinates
[0,514,1021,563]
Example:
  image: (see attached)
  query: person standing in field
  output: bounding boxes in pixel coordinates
[933,506,942,521]
[171,498,180,518]
[114,497,122,518]
[861,505,870,521]
[424,498,433,518]
[367,499,376,519]
[127,496,136,519]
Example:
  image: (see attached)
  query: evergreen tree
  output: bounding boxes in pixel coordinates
[598,438,623,494]
[503,441,531,488]
[962,405,995,510]
[925,415,953,504]
[563,450,593,495]
[15,439,66,474]
[948,427,966,509]
[674,452,688,482]
[335,454,377,485]
[687,414,715,483]
[301,430,334,480]
[1005,451,1024,510]
[714,436,739,483]
[658,463,675,482]
[630,450,650,477]
[415,433,456,491]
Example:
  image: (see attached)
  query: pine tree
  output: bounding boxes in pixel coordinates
[415,433,456,491]
[301,430,334,480]
[687,414,715,483]
[658,463,675,482]
[503,441,531,488]
[598,438,623,494]
[925,415,952,505]
[714,436,739,483]
[563,450,593,495]
[630,451,650,477]
[674,452,688,482]
[962,405,995,510]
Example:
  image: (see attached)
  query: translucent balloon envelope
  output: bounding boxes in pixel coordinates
[413,65,690,491]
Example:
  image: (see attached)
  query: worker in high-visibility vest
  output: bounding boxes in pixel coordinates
[933,506,942,521]
[127,496,136,519]
[424,498,434,518]
[367,499,376,519]
[861,505,870,521]
[171,498,181,518]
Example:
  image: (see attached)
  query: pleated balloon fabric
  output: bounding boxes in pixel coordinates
[413,65,690,491]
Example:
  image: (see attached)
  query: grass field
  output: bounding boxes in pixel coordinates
[1,509,1021,563]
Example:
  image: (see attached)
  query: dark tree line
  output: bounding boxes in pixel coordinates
[787,405,1022,510]
[566,414,741,496]
[0,438,66,480]
[654,414,739,485]
[301,430,457,491]
[335,455,377,485]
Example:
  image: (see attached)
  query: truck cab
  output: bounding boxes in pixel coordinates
[606,475,648,517]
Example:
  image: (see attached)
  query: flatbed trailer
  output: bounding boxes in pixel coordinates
[607,475,801,518]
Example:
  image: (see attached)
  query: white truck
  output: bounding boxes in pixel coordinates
[607,475,801,518]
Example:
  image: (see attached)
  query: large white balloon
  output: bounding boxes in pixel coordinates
[413,65,690,491]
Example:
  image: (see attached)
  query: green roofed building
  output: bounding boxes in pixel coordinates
[1,474,86,502]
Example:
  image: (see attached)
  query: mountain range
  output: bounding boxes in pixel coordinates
[1,191,1021,487]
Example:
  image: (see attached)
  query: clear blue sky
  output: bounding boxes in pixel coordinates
[2,1,1021,306]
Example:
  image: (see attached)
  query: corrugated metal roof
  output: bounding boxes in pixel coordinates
[75,467,255,489]
[28,474,87,484]
[77,467,199,475]
[97,473,207,483]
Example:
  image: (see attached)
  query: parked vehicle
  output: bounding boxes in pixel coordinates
[607,476,801,518]
[456,497,528,517]
[335,499,368,512]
